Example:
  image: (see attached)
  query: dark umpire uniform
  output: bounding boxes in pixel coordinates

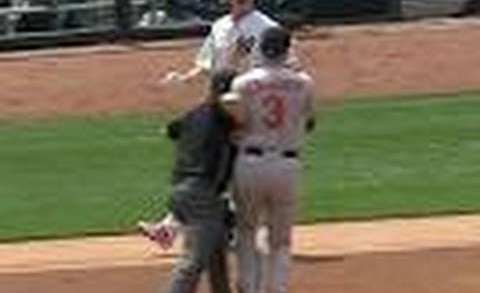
[165,71,236,293]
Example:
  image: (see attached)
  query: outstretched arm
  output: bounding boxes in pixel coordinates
[161,66,207,85]
[161,32,215,85]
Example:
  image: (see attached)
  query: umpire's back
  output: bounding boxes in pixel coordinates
[168,71,236,223]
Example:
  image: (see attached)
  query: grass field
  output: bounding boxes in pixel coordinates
[1,93,480,242]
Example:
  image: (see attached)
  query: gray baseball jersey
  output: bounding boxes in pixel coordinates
[231,66,314,151]
[229,65,314,293]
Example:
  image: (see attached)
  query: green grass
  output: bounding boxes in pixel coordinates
[0,115,174,241]
[301,93,480,222]
[1,93,480,241]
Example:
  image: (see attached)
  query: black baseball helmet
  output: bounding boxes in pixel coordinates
[260,26,291,60]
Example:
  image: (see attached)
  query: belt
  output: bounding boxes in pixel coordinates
[244,146,298,158]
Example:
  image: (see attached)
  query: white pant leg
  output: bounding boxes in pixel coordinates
[232,154,265,293]
[264,158,298,293]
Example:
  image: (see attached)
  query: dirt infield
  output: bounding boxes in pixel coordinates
[1,18,480,293]
[1,18,480,118]
[1,215,480,293]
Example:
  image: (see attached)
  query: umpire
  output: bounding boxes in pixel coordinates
[143,70,236,293]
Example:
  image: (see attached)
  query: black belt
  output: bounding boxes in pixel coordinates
[244,146,298,158]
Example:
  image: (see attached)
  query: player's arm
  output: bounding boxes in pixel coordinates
[220,92,245,129]
[285,38,304,71]
[306,102,316,133]
[161,32,214,84]
[304,75,316,133]
[162,67,206,84]
[220,75,249,128]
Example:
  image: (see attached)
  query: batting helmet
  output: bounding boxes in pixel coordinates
[260,26,291,60]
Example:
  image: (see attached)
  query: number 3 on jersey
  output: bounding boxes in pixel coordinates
[262,93,286,129]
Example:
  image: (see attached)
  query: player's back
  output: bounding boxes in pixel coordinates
[233,66,313,152]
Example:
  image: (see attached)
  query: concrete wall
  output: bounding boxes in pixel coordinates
[401,0,470,18]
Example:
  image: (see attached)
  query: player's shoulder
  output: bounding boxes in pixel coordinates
[249,10,278,27]
[211,14,233,31]
[242,67,268,80]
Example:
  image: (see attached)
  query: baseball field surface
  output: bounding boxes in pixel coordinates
[1,18,480,293]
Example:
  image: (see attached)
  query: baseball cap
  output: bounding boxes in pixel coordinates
[260,26,291,60]
[210,70,236,96]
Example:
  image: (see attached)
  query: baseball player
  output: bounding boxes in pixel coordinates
[221,26,315,293]
[162,0,279,84]
[140,70,237,293]
[156,0,282,252]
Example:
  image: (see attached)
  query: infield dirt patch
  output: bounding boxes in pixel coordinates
[1,215,480,293]
[0,19,480,118]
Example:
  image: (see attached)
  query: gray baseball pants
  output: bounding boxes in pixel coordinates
[232,152,299,293]
[166,220,231,293]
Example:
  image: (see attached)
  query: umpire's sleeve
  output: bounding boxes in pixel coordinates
[166,118,183,140]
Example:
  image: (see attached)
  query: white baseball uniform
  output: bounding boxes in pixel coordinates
[195,9,278,74]
[228,64,314,293]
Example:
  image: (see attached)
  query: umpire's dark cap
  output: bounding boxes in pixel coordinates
[210,70,236,96]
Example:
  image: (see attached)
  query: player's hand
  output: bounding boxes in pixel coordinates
[144,71,184,92]
[160,71,185,85]
[138,220,177,250]
[138,216,179,250]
